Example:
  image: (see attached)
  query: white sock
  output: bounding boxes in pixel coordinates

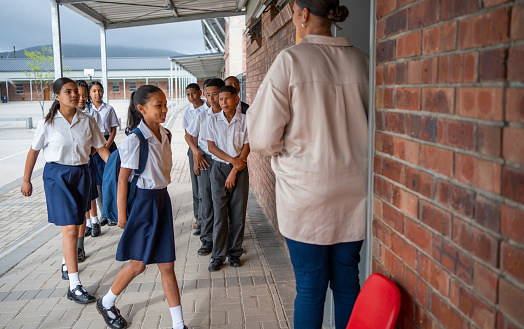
[170,305,184,329]
[91,216,100,224]
[86,217,92,228]
[68,272,81,292]
[102,289,119,319]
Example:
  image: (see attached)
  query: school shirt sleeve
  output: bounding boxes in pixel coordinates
[181,107,192,130]
[246,51,291,156]
[106,106,119,129]
[31,119,47,151]
[89,116,106,149]
[186,111,201,138]
[119,134,140,170]
[202,116,217,142]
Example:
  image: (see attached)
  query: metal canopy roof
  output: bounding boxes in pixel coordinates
[59,0,247,29]
[170,53,224,79]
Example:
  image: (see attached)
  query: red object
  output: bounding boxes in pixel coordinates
[346,273,401,329]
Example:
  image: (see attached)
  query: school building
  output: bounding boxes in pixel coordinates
[10,0,524,328]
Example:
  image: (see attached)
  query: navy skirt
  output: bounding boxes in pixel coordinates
[92,135,117,185]
[43,162,90,226]
[116,188,175,265]
[87,155,98,202]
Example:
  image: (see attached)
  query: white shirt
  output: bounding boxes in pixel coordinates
[32,109,106,165]
[202,110,249,164]
[119,120,172,189]
[186,107,215,155]
[82,106,104,132]
[91,102,119,135]
[181,102,206,130]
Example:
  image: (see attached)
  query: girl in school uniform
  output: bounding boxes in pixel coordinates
[89,81,119,229]
[96,85,186,329]
[21,77,110,304]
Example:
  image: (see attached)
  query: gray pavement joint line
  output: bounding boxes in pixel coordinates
[0,167,44,195]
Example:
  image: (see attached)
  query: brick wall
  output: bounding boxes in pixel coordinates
[373,1,524,328]
[245,6,296,231]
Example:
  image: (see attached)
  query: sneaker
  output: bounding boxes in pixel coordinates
[96,298,128,329]
[67,285,96,304]
[192,227,201,236]
[85,226,92,236]
[61,264,68,280]
[229,256,241,267]
[198,243,212,256]
[100,217,109,226]
[208,258,223,272]
[91,223,101,237]
[78,248,86,262]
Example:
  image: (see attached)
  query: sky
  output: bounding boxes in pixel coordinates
[0,0,207,55]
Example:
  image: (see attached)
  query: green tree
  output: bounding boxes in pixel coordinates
[24,46,54,118]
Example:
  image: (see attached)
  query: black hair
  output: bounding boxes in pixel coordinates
[206,78,225,89]
[76,80,90,108]
[88,81,103,106]
[45,77,76,124]
[186,83,200,91]
[296,0,349,23]
[203,79,212,89]
[224,76,239,83]
[126,84,163,133]
[219,85,238,95]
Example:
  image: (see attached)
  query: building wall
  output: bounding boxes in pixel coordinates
[373,1,524,328]
[245,5,296,231]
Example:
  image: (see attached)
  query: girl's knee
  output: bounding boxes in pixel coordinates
[157,262,175,274]
[129,261,146,275]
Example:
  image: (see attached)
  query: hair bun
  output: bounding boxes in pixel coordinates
[326,5,349,23]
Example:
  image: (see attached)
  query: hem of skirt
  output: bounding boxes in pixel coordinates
[116,256,176,265]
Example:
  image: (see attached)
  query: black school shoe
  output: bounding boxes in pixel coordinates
[91,223,101,237]
[67,285,96,304]
[61,264,69,280]
[208,258,223,272]
[198,243,212,256]
[229,256,241,267]
[192,227,201,236]
[85,226,92,236]
[100,217,108,226]
[107,218,117,226]
[96,298,128,329]
[78,248,86,262]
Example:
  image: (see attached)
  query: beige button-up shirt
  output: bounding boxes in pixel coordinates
[247,35,369,245]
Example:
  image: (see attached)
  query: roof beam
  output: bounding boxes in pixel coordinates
[167,0,179,17]
[56,0,97,3]
[202,19,225,52]
[65,3,109,25]
[213,18,226,37]
[237,0,247,11]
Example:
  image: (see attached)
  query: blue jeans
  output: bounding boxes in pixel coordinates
[285,238,363,329]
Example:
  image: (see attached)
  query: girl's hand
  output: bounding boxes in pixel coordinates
[230,158,247,171]
[21,181,33,197]
[117,217,127,229]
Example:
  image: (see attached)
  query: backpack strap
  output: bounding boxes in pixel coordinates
[165,128,172,144]
[127,127,148,208]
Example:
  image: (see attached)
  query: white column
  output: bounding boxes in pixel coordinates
[100,24,108,104]
[50,0,63,79]
[146,78,148,85]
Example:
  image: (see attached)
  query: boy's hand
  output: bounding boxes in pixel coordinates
[194,150,209,172]
[21,181,32,197]
[225,170,238,189]
[230,157,247,171]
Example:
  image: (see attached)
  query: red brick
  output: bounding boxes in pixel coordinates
[384,64,396,85]
[475,195,501,233]
[484,0,511,6]
[422,87,454,114]
[455,153,502,194]
[457,285,497,329]
[375,110,385,131]
[384,203,404,233]
[420,144,454,177]
[423,22,457,55]
[502,166,524,204]
[477,125,502,158]
[417,252,449,296]
[457,87,504,121]
[501,204,524,245]
[436,180,475,218]
[408,57,438,84]
[375,132,394,155]
[453,218,499,266]
[394,137,419,164]
[393,186,419,218]
[383,158,406,185]
[397,31,421,58]
[499,278,524,325]
[433,235,458,274]
[410,115,437,143]
[473,262,498,304]
[508,45,524,83]
[479,48,507,82]
[438,54,463,83]
[376,65,384,85]
[377,0,397,18]
[503,128,524,166]
[384,112,407,134]
[437,119,475,151]
[497,312,523,329]
[396,87,420,110]
[441,0,480,20]
[506,88,524,123]
[408,0,439,29]
[405,167,435,199]
[385,9,407,36]
[376,18,386,40]
[375,175,394,202]
[501,242,524,285]
[375,87,394,109]
[419,200,452,238]
[395,62,408,84]
[458,8,510,50]
[463,52,479,83]
[374,196,384,220]
[374,155,383,175]
[377,39,396,63]
[512,5,524,41]
[456,250,475,285]
[391,231,417,269]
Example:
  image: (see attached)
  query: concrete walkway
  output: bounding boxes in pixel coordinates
[0,110,295,329]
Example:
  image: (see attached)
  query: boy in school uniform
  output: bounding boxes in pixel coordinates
[182,83,207,235]
[203,85,250,271]
[224,76,249,114]
[186,78,225,256]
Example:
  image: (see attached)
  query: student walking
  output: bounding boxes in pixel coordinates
[96,85,186,329]
[21,77,110,304]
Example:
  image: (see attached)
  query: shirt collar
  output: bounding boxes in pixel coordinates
[138,120,166,141]
[300,35,352,47]
[218,110,241,124]
[236,102,241,111]
[54,108,85,122]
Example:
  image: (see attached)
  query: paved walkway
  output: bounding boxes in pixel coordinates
[0,111,295,329]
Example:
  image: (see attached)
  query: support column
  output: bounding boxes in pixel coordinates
[100,24,108,104]
[170,60,174,111]
[50,0,63,79]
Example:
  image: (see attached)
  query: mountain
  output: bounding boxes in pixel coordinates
[0,44,185,58]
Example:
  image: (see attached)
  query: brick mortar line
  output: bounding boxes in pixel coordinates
[375,82,509,89]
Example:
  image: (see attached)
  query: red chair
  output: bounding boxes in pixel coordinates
[346,273,401,329]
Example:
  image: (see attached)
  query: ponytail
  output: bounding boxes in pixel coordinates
[126,91,143,134]
[45,100,60,124]
[45,77,75,124]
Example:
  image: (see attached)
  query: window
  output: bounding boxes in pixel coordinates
[112,82,120,93]
[15,84,24,94]
[129,82,137,92]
